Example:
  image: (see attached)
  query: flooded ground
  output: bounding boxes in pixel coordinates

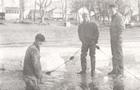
[1,62,140,90]
[0,46,140,90]
[0,24,140,90]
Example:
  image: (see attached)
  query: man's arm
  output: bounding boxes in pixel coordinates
[78,25,83,42]
[94,23,99,44]
[31,48,42,80]
[116,15,125,31]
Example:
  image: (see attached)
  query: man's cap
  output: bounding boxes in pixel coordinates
[109,4,118,8]
[35,33,45,42]
[82,13,89,17]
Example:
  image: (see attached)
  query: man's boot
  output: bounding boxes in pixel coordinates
[77,70,86,74]
[108,70,116,75]
[77,58,87,74]
[108,57,117,75]
[91,57,95,77]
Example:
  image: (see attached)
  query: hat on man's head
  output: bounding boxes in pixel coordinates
[109,4,118,8]
[35,33,45,42]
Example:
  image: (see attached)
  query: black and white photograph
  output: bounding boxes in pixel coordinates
[0,0,140,90]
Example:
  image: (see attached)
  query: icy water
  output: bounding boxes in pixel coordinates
[1,47,140,90]
[1,63,140,90]
[0,70,124,90]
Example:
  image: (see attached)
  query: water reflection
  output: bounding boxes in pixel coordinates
[113,77,124,90]
[0,70,126,90]
[89,82,99,90]
[80,74,88,90]
[41,67,124,90]
[80,74,99,90]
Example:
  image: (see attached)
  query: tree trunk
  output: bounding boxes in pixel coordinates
[20,10,24,22]
[34,0,37,23]
[64,0,68,26]
[61,0,65,20]
[19,0,24,22]
[41,15,45,23]
[139,0,140,22]
[40,10,45,24]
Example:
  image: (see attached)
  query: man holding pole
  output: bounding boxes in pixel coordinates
[77,13,99,77]
[23,33,45,90]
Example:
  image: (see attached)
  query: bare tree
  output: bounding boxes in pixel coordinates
[36,0,52,24]
[60,0,65,19]
[139,0,140,21]
[19,0,25,22]
[1,0,4,12]
[71,0,85,13]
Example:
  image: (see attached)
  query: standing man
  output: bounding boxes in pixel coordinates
[23,33,45,90]
[77,13,99,77]
[108,4,125,76]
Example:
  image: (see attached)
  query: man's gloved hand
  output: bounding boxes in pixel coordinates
[37,74,45,84]
[96,45,100,50]
[70,56,74,60]
[37,78,44,84]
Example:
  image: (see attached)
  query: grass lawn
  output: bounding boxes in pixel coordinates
[0,23,79,47]
[0,23,140,47]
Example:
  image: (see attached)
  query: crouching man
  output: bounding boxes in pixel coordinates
[23,33,45,90]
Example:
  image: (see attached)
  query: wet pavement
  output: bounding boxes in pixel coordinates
[1,67,140,90]
[1,46,140,90]
[1,59,140,90]
[1,24,140,90]
[39,63,140,90]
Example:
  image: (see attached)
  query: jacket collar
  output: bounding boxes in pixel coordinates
[112,13,119,21]
[113,12,119,17]
[33,42,40,51]
[82,21,90,25]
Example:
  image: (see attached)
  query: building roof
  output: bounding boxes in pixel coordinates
[5,7,20,10]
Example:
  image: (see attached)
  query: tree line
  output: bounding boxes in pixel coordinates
[19,0,140,24]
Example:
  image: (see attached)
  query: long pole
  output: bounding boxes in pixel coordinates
[46,49,81,75]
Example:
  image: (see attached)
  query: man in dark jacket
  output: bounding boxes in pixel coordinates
[23,33,45,90]
[77,13,99,77]
[108,4,125,76]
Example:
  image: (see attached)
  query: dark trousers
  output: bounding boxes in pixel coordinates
[111,40,123,74]
[80,42,96,73]
[24,76,40,90]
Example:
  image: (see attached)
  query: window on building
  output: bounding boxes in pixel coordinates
[6,9,20,14]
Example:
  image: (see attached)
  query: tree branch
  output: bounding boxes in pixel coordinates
[44,0,52,8]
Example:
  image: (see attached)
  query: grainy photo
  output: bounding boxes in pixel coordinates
[0,0,140,90]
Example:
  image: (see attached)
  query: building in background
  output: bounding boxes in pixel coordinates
[5,7,20,20]
[0,0,19,20]
[0,0,72,21]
